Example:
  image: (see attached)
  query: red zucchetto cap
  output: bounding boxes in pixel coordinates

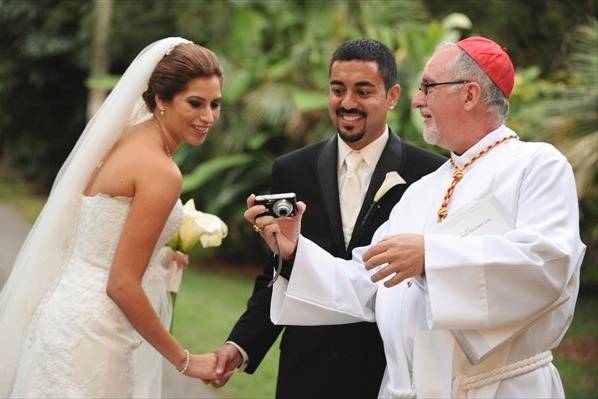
[456,36,515,98]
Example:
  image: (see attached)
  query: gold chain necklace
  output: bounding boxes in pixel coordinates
[153,120,173,158]
[437,134,518,222]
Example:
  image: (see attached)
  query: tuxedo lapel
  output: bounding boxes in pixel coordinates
[349,129,405,249]
[316,136,345,254]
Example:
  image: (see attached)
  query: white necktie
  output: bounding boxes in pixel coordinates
[340,151,363,247]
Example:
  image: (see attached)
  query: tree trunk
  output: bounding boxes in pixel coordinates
[87,0,113,120]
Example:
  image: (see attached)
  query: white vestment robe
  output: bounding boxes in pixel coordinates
[271,126,586,398]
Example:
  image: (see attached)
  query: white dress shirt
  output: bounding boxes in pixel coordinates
[337,126,389,245]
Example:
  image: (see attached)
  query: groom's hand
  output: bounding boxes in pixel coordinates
[244,194,306,260]
[207,343,242,388]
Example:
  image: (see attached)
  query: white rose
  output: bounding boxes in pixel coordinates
[373,171,406,203]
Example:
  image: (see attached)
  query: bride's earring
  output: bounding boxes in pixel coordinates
[159,107,165,116]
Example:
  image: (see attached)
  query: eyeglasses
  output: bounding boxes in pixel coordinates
[418,80,469,95]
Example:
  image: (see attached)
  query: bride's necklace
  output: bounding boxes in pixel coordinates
[153,119,173,159]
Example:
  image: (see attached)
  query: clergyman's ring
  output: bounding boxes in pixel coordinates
[253,224,262,233]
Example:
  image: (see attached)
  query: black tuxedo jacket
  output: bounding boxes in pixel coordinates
[228,129,446,398]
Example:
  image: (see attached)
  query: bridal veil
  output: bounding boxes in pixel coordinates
[0,37,191,395]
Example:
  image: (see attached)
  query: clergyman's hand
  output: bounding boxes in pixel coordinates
[363,234,425,288]
[244,194,306,260]
[208,343,242,388]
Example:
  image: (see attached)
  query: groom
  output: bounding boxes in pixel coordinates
[209,39,444,398]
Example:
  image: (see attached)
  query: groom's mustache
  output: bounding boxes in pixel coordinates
[336,107,367,118]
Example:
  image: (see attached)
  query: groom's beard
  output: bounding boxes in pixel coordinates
[338,128,366,143]
[336,107,367,143]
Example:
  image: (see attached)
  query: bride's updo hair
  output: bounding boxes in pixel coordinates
[142,43,223,112]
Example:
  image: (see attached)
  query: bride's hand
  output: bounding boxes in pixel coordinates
[185,353,220,380]
[171,250,189,270]
[162,247,189,270]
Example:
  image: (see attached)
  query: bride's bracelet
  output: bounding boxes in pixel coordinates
[177,349,190,375]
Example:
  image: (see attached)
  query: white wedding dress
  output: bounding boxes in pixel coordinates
[10,194,182,398]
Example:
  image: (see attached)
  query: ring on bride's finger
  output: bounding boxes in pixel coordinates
[253,224,263,233]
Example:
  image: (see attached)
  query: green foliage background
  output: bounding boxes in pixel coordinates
[0,0,595,283]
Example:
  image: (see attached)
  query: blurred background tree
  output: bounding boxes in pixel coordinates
[0,0,91,187]
[0,0,595,280]
[86,0,113,119]
[424,0,596,74]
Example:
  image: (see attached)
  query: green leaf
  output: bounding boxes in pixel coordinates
[247,132,270,151]
[226,7,266,60]
[222,68,252,103]
[167,231,181,251]
[85,74,121,91]
[246,83,294,127]
[292,90,328,112]
[182,154,254,193]
[207,179,258,214]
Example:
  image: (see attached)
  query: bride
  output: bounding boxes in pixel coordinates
[0,37,225,397]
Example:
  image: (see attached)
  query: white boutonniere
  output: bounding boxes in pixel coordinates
[360,172,406,230]
[373,171,406,203]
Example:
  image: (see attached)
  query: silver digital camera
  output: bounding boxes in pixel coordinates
[255,192,297,218]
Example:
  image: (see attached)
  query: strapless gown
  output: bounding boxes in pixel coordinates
[10,194,182,398]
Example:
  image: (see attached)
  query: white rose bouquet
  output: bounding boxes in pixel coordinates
[165,199,228,294]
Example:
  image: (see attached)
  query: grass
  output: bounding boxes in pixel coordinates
[554,356,598,398]
[1,171,596,398]
[172,267,280,399]
[554,297,598,398]
[0,170,45,223]
[565,297,598,338]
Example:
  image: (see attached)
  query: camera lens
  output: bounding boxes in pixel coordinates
[273,199,293,217]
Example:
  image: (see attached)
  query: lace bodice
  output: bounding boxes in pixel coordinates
[11,194,183,398]
[73,193,183,271]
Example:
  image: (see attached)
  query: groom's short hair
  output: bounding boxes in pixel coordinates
[329,39,398,91]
